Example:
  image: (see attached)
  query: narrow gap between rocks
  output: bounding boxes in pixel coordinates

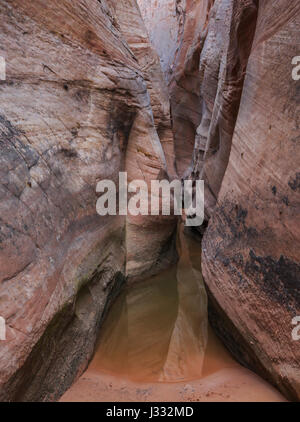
[60,1,287,402]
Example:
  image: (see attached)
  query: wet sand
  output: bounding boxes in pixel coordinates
[61,366,286,402]
[61,228,286,402]
[61,322,286,402]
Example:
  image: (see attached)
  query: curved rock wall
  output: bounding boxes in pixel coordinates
[202,0,300,401]
[137,0,183,80]
[192,0,258,218]
[110,0,178,282]
[0,0,176,401]
[138,0,215,176]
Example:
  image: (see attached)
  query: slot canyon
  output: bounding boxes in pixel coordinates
[0,0,299,403]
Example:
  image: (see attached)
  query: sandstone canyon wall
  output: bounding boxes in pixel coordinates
[109,0,178,282]
[139,0,300,400]
[139,0,215,176]
[0,0,176,401]
[137,0,183,80]
[202,0,300,401]
[0,0,299,403]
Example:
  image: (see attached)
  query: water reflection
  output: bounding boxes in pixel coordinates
[90,225,209,382]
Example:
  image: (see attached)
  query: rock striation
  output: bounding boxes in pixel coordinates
[0,0,176,401]
[202,0,300,401]
[0,0,299,403]
[139,0,300,400]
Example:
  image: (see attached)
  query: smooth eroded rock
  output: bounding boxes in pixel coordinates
[0,0,176,401]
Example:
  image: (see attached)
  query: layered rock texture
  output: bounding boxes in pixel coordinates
[139,0,300,401]
[110,0,177,282]
[139,0,215,175]
[137,0,183,79]
[1,0,299,403]
[0,0,176,401]
[202,0,300,401]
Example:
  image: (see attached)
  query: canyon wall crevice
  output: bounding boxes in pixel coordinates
[139,0,300,400]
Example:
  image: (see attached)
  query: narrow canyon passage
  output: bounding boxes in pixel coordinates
[0,0,298,403]
[61,227,286,402]
[60,0,295,403]
[88,226,208,383]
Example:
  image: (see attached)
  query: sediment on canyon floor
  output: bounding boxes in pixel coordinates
[0,0,299,403]
[61,226,286,402]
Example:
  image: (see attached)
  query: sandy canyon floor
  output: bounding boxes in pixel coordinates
[61,231,286,402]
